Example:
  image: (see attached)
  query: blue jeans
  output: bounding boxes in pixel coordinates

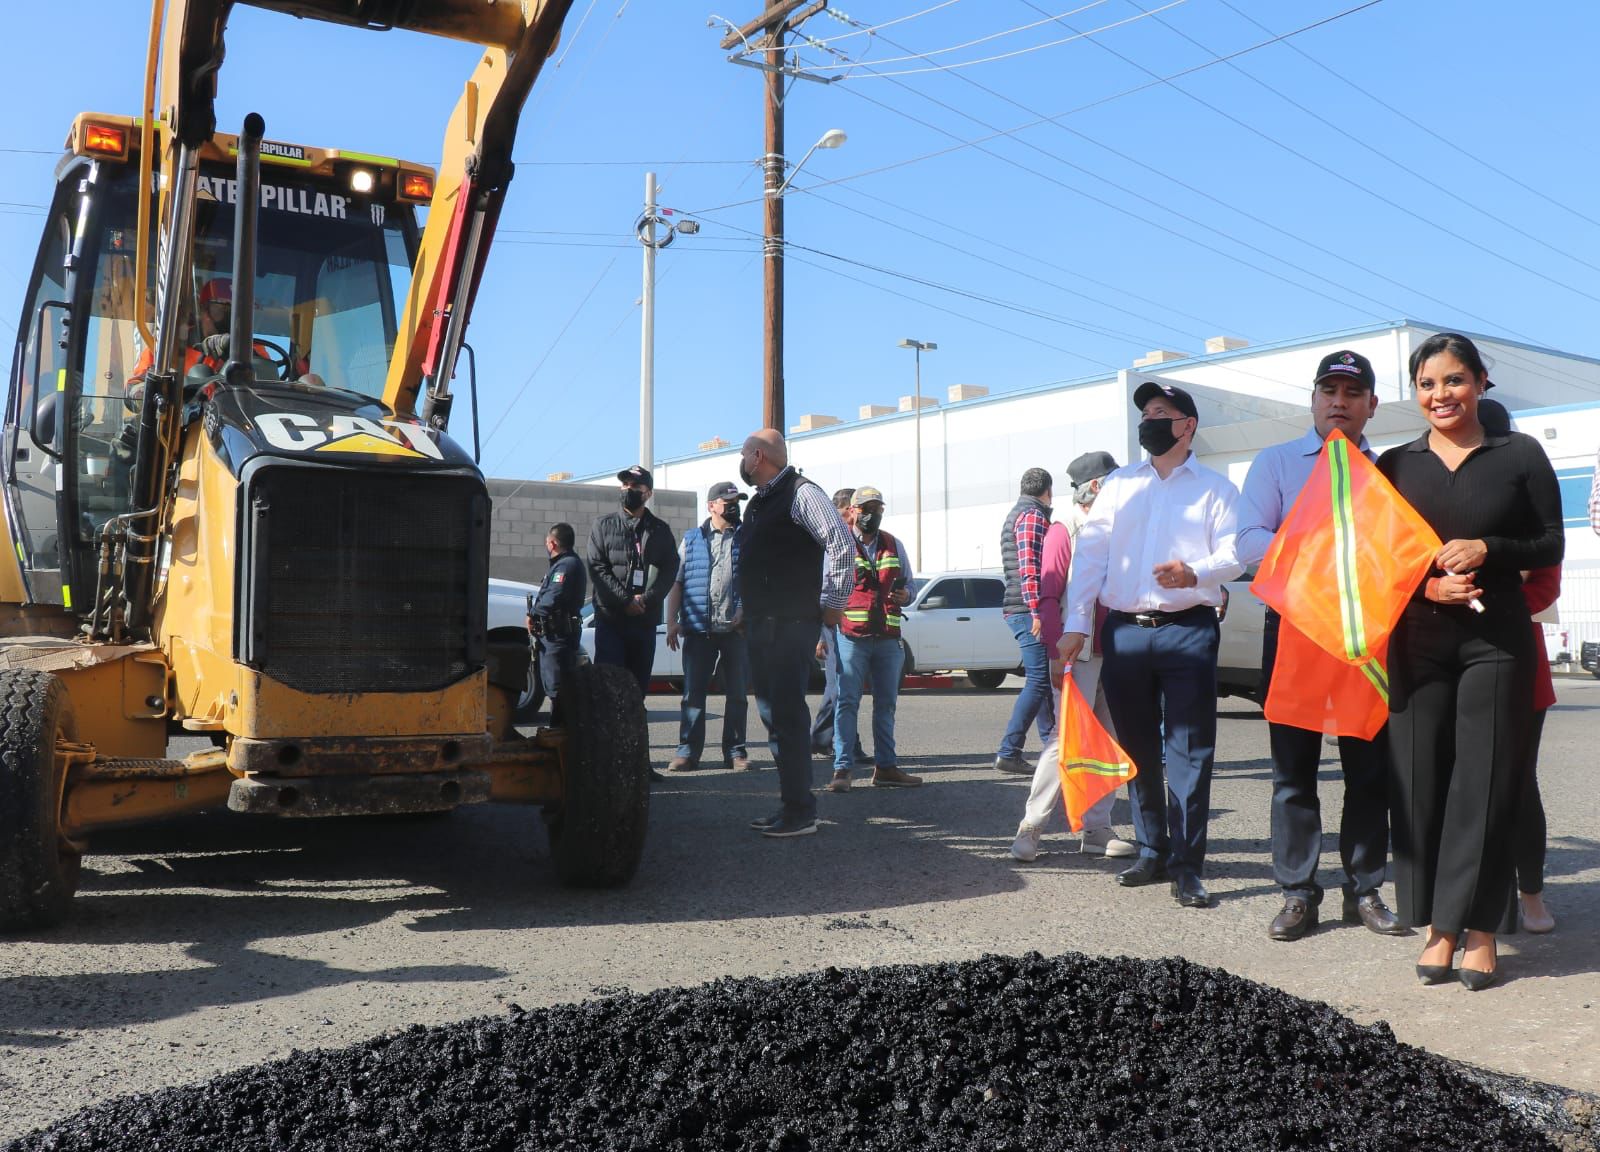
[998,612,1055,759]
[833,632,904,773]
[746,616,820,821]
[595,614,656,698]
[811,625,868,759]
[676,630,749,763]
[1098,610,1220,879]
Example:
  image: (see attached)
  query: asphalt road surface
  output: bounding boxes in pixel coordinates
[2,676,1597,1143]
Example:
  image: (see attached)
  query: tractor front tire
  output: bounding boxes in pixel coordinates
[547,663,650,888]
[0,670,81,930]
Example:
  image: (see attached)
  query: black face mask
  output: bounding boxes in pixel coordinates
[738,462,755,487]
[856,510,883,535]
[1137,417,1182,457]
[621,488,647,512]
[721,501,741,525]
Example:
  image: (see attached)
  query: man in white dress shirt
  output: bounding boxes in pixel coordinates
[1061,382,1242,908]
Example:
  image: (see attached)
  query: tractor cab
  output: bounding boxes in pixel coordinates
[6,114,432,619]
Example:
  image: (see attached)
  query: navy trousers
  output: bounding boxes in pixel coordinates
[594,614,657,698]
[1098,609,1219,880]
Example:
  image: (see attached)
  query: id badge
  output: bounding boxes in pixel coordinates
[631,569,645,590]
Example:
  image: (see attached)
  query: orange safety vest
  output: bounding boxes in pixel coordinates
[840,530,903,639]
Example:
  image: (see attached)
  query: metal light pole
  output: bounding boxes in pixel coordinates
[897,338,936,571]
[636,172,677,470]
[763,127,846,431]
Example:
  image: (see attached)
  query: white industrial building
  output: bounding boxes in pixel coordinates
[572,320,1600,650]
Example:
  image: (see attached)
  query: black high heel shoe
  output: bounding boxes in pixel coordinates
[1415,961,1454,986]
[1458,934,1498,991]
[1416,933,1456,985]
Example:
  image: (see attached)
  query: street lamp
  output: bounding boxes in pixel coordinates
[637,172,690,472]
[762,128,846,431]
[897,338,937,571]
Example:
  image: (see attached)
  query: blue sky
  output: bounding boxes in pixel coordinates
[4,1,1599,481]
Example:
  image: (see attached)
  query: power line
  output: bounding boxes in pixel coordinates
[808,0,968,47]
[1213,0,1600,236]
[797,0,1111,63]
[1014,0,1600,308]
[804,185,1215,344]
[511,158,753,167]
[833,20,1545,343]
[478,256,619,456]
[807,76,1397,323]
[1110,0,1600,280]
[681,1,1390,217]
[786,249,1096,360]
[797,0,1189,77]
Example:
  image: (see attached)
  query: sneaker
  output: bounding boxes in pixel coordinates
[1010,826,1041,862]
[667,756,698,773]
[748,810,785,830]
[826,770,852,793]
[1080,827,1137,858]
[762,815,818,838]
[994,754,1031,775]
[871,764,923,787]
[729,756,752,772]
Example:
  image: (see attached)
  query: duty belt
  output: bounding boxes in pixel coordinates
[1107,605,1216,629]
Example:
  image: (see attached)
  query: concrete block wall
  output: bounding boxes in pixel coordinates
[486,478,698,586]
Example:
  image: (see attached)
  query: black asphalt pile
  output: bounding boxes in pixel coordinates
[10,951,1562,1152]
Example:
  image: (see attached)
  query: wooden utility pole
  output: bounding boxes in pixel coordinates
[721,0,827,433]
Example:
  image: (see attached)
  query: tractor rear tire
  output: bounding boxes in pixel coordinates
[547,662,650,888]
[0,670,81,930]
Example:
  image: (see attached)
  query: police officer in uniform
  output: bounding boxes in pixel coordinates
[527,522,587,723]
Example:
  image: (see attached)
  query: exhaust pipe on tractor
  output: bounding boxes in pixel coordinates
[225,112,265,389]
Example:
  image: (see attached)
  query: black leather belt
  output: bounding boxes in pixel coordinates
[1107,605,1216,629]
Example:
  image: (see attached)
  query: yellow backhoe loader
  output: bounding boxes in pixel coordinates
[0,0,651,930]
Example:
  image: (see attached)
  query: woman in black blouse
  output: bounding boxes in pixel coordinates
[1378,333,1564,991]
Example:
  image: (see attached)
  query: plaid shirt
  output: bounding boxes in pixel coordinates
[1014,505,1048,615]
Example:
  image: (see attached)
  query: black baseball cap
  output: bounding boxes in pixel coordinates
[1132,380,1198,420]
[706,480,747,503]
[1067,451,1119,487]
[1313,349,1376,391]
[616,465,653,488]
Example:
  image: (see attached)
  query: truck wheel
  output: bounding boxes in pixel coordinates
[967,669,1007,690]
[546,663,650,888]
[0,670,81,929]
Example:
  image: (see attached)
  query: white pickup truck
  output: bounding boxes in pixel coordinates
[1216,575,1267,702]
[899,570,1024,689]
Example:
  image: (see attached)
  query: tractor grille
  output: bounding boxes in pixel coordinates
[240,466,488,694]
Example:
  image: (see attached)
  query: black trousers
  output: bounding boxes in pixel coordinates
[1261,611,1389,904]
[1516,708,1548,896]
[1388,607,1532,935]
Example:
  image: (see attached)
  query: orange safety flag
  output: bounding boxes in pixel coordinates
[1056,666,1137,833]
[1252,429,1439,668]
[1264,620,1391,740]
